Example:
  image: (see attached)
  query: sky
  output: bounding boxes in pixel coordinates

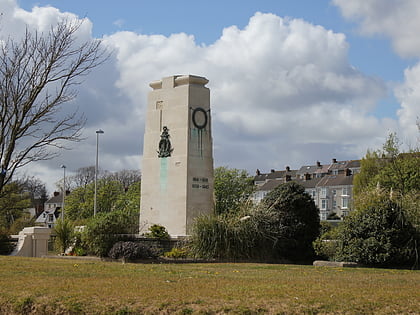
[1,0,420,193]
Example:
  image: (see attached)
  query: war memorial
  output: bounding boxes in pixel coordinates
[139,75,214,237]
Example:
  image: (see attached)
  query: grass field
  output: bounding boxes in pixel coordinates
[0,256,419,314]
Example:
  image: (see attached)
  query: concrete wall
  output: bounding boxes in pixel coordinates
[11,227,51,258]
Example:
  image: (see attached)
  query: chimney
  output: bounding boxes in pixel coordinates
[53,191,60,196]
[345,168,352,176]
[316,161,321,168]
[285,175,292,182]
[332,158,337,163]
[285,166,290,172]
[271,169,275,173]
[256,169,261,176]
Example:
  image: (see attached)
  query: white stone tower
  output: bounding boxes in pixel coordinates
[139,75,214,237]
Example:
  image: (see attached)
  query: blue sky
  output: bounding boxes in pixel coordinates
[3,0,420,191]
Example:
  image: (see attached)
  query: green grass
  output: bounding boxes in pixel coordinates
[0,256,419,314]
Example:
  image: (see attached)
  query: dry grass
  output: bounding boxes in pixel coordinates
[0,256,419,314]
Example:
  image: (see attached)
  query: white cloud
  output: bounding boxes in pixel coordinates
[395,62,420,147]
[333,0,420,149]
[2,1,397,192]
[333,0,420,58]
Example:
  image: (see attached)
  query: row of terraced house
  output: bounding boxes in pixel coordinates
[252,159,361,220]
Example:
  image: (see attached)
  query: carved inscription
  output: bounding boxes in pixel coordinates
[192,177,209,189]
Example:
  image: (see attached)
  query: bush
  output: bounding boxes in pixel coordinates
[335,199,419,267]
[108,241,159,260]
[0,229,14,255]
[145,224,170,240]
[164,247,190,259]
[262,182,320,261]
[53,219,74,254]
[313,222,340,260]
[82,210,137,257]
[189,182,320,262]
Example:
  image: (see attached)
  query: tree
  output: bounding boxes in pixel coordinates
[0,20,107,194]
[53,218,74,254]
[0,182,31,230]
[353,133,419,230]
[68,166,96,190]
[82,209,138,257]
[214,166,255,215]
[65,174,140,222]
[335,197,418,267]
[262,181,320,261]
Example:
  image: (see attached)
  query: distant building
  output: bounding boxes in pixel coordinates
[252,159,360,220]
[35,191,67,228]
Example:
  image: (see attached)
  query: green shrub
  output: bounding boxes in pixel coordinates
[335,199,419,267]
[190,182,320,262]
[0,229,14,255]
[53,219,74,254]
[108,241,159,260]
[145,224,170,240]
[164,247,190,259]
[313,222,340,260]
[262,181,320,261]
[82,210,136,257]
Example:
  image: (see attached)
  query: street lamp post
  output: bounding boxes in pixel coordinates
[60,165,66,220]
[94,129,104,216]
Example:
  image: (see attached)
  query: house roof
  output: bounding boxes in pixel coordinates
[257,179,283,192]
[45,193,64,204]
[254,169,297,182]
[295,177,323,189]
[317,174,354,187]
[345,160,361,169]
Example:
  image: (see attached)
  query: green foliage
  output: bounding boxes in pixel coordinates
[66,179,140,222]
[114,181,141,214]
[53,219,74,254]
[0,228,14,255]
[145,224,170,240]
[354,133,419,208]
[0,182,31,230]
[262,181,320,261]
[190,182,320,262]
[189,212,264,260]
[335,198,418,267]
[214,166,255,215]
[64,184,94,221]
[164,247,190,259]
[82,209,138,257]
[313,222,340,260]
[108,241,159,260]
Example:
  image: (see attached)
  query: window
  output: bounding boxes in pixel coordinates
[320,211,327,221]
[342,198,349,209]
[320,187,327,198]
[332,169,338,175]
[48,214,54,222]
[342,187,349,196]
[332,189,336,196]
[321,199,328,210]
[333,200,337,208]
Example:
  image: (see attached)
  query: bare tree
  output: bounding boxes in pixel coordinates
[107,169,141,189]
[68,165,96,190]
[0,19,107,194]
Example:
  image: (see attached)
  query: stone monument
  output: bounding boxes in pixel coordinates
[139,75,214,237]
